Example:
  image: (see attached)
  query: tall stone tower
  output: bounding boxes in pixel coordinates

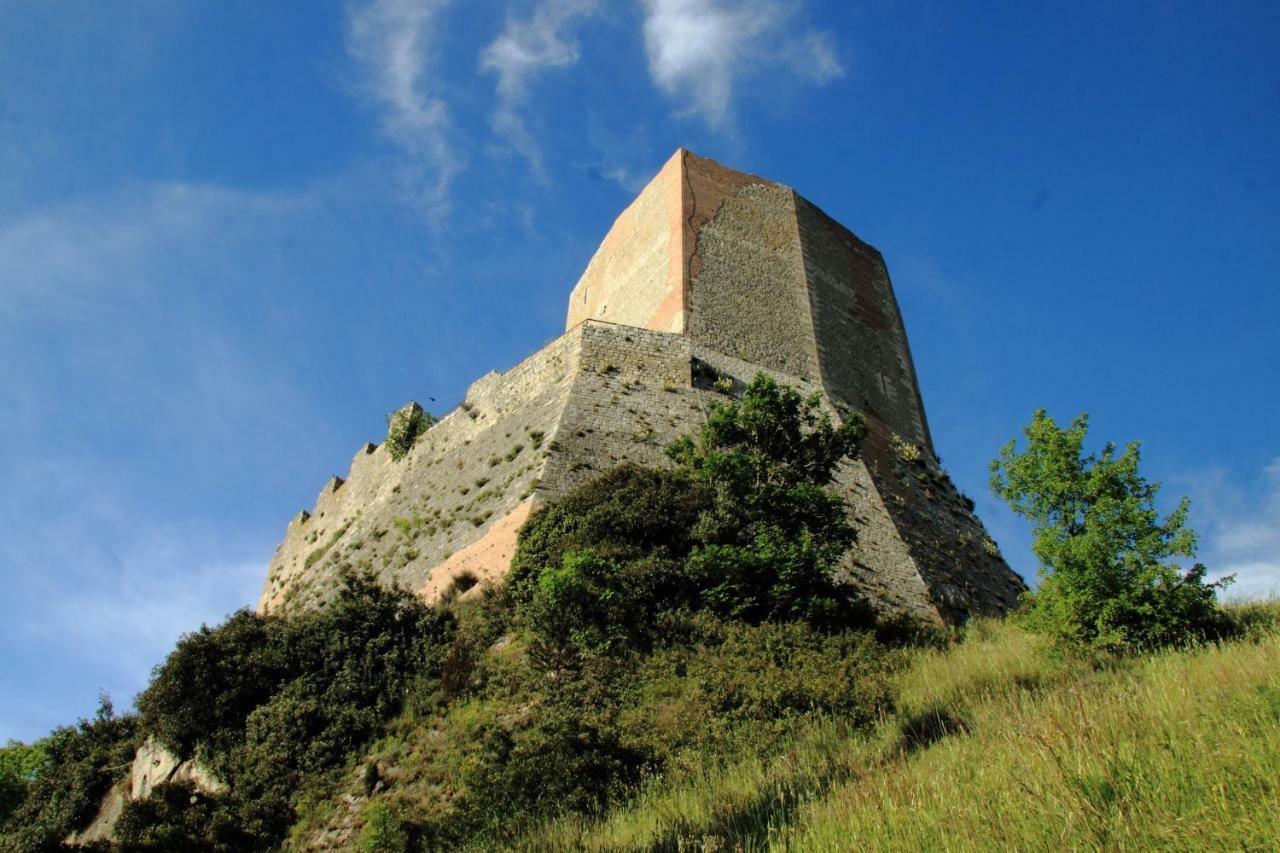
[260,150,1025,623]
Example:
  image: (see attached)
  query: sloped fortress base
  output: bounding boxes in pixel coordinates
[261,151,1025,623]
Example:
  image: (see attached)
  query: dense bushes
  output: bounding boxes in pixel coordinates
[511,374,873,662]
[118,575,456,848]
[0,697,139,852]
[6,374,900,850]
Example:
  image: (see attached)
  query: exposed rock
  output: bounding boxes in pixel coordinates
[66,736,225,846]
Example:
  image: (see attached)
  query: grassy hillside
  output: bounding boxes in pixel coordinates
[3,377,1272,850]
[514,604,1280,851]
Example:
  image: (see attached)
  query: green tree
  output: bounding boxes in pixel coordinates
[990,409,1230,649]
[0,695,139,852]
[0,740,47,825]
[669,374,868,626]
[512,373,873,660]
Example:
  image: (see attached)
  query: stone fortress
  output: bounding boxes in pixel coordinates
[260,150,1025,625]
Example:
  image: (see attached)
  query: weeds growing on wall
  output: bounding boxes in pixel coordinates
[384,403,437,462]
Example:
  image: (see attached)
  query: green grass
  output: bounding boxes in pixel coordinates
[510,603,1280,851]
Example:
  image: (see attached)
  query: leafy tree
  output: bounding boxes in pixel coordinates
[136,609,289,761]
[129,574,457,848]
[990,409,1230,648]
[669,374,868,626]
[512,373,873,659]
[0,695,139,852]
[0,740,47,825]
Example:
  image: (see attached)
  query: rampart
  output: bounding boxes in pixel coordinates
[260,150,1024,622]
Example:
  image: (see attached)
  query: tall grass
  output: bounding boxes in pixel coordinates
[510,605,1280,851]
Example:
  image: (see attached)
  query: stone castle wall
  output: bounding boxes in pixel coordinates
[796,197,934,452]
[261,149,1025,623]
[686,183,819,383]
[263,319,1022,623]
[260,328,584,613]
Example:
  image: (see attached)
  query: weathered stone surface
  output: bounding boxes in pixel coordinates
[65,737,225,846]
[260,150,1025,621]
[131,735,225,801]
[65,782,127,846]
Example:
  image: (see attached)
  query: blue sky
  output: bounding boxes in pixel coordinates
[2,0,1277,742]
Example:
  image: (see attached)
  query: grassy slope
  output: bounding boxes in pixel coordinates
[515,606,1280,851]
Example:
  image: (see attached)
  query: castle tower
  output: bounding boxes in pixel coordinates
[568,149,932,452]
[259,151,1025,623]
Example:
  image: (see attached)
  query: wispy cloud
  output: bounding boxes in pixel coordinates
[0,181,351,741]
[0,454,268,741]
[480,0,598,180]
[347,0,461,215]
[1186,457,1280,599]
[639,0,844,128]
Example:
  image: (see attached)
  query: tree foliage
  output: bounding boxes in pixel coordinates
[990,409,1230,648]
[511,373,872,660]
[122,574,456,848]
[0,696,139,852]
[384,402,437,462]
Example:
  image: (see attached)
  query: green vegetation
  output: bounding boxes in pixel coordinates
[991,409,1230,649]
[0,696,138,850]
[5,576,456,851]
[384,402,436,462]
[5,380,1271,850]
[518,607,1280,850]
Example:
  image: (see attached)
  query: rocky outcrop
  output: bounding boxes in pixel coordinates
[65,736,224,846]
[131,735,225,800]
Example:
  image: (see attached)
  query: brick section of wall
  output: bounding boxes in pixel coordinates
[565,151,686,333]
[795,195,933,452]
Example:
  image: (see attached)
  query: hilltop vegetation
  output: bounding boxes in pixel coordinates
[1,376,1272,850]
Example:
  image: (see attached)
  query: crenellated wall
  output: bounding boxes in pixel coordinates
[260,149,1024,623]
[263,320,1022,623]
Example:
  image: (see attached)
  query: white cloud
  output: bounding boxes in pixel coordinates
[1190,457,1280,599]
[347,0,460,215]
[480,0,598,178]
[639,0,844,128]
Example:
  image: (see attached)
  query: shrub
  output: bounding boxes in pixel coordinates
[136,609,289,761]
[0,740,47,826]
[357,799,411,852]
[511,374,874,661]
[115,781,251,851]
[460,673,647,831]
[125,574,457,848]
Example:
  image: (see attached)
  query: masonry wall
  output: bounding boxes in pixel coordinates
[263,317,1023,623]
[856,421,1025,620]
[796,196,933,452]
[260,328,584,614]
[686,183,820,383]
[565,152,686,334]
